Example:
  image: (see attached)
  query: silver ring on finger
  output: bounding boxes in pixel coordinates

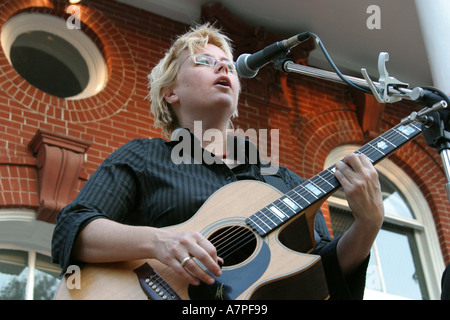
[180,256,193,268]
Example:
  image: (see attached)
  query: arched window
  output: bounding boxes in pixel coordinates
[325,146,445,299]
[0,209,60,300]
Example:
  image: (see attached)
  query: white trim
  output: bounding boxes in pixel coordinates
[0,209,60,300]
[325,145,445,299]
[1,12,107,100]
[0,209,55,256]
[25,250,36,300]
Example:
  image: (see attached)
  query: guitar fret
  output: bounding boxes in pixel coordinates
[393,125,417,141]
[303,183,321,199]
[258,209,277,227]
[321,168,339,191]
[368,141,385,156]
[410,122,421,131]
[246,215,269,234]
[355,148,373,163]
[326,167,336,177]
[317,173,335,189]
[277,199,297,218]
[373,140,390,152]
[399,124,419,136]
[392,127,407,139]
[256,215,270,230]
[293,188,311,204]
[380,135,397,148]
[268,204,287,221]
[282,196,300,212]
[310,178,327,193]
[390,135,408,148]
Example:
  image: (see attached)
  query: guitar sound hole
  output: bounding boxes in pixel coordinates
[208,225,257,267]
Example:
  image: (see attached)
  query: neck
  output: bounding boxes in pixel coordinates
[185,121,229,156]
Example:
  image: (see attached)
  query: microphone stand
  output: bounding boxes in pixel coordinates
[273,51,450,203]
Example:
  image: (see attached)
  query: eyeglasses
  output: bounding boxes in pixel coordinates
[187,54,236,73]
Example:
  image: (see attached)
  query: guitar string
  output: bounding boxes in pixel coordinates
[247,122,422,233]
[209,221,265,260]
[219,235,260,261]
[215,226,256,260]
[199,220,250,259]
[209,224,250,254]
[207,219,265,262]
[202,122,422,264]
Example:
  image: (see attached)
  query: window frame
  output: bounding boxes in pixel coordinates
[325,145,445,299]
[1,12,107,100]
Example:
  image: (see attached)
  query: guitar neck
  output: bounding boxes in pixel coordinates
[246,121,423,236]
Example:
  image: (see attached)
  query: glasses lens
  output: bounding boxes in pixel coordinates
[193,55,214,66]
[192,55,236,73]
[226,62,236,72]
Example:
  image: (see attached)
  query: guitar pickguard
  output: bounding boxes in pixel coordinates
[188,240,271,300]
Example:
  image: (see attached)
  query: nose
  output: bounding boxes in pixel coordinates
[214,60,229,74]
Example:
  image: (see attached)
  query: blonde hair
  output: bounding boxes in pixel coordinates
[148,23,239,138]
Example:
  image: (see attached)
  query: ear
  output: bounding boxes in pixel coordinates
[164,88,179,105]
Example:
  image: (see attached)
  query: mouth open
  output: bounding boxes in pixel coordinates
[214,76,231,88]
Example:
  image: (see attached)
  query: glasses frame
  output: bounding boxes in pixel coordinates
[182,54,237,73]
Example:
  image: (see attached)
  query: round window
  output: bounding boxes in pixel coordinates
[1,12,107,100]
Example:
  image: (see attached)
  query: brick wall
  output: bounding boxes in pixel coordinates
[0,0,449,264]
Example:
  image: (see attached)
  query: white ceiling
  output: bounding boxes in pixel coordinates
[118,0,433,89]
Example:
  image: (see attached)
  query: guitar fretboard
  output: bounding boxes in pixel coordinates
[246,121,423,236]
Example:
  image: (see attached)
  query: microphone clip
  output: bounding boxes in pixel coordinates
[361,52,409,103]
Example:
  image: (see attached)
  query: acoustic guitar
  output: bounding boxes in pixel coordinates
[55,119,423,300]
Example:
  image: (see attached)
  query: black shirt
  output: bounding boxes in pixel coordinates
[51,131,368,299]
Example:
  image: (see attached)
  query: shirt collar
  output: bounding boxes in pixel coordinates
[165,127,262,167]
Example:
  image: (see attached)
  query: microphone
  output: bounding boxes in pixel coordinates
[236,32,312,78]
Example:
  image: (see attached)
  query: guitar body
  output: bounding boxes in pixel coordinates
[55,180,329,300]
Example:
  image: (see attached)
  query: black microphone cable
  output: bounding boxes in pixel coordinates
[308,32,372,94]
[310,33,450,103]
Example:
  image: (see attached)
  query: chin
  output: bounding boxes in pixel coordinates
[212,98,237,112]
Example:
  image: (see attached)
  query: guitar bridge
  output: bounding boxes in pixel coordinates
[134,262,180,300]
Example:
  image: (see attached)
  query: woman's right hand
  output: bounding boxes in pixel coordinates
[73,218,222,286]
[150,229,223,285]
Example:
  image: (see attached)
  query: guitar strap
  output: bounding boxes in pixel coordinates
[262,174,324,246]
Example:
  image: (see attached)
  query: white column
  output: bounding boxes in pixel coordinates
[415,0,450,94]
[25,250,36,300]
